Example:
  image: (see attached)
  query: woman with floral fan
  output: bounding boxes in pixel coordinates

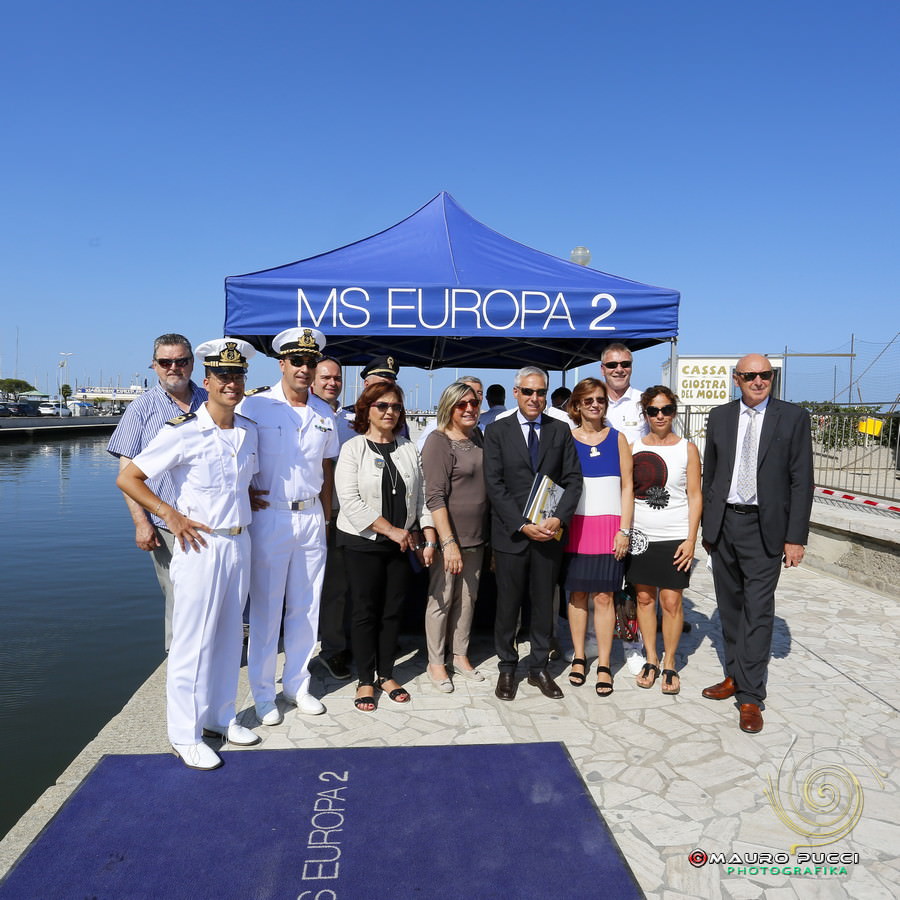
[629,386,701,695]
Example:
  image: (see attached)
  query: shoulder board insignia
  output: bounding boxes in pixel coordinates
[166,413,196,426]
[245,386,270,396]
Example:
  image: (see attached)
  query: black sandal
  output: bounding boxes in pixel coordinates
[661,669,681,695]
[637,662,660,689]
[354,682,377,712]
[595,666,614,697]
[378,677,411,703]
[568,657,587,687]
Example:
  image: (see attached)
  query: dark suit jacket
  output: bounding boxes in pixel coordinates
[483,414,583,555]
[702,398,814,556]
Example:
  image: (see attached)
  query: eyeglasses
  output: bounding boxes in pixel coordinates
[517,387,548,397]
[581,396,607,407]
[645,404,676,417]
[373,402,403,413]
[735,370,774,383]
[602,360,632,370]
[287,355,318,369]
[454,399,480,410]
[155,356,192,369]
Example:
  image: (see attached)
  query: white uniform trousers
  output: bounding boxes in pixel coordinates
[166,530,249,745]
[248,504,326,703]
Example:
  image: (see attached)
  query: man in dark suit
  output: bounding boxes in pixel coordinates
[701,354,814,733]
[484,367,582,701]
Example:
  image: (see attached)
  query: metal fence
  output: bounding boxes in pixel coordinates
[679,407,900,503]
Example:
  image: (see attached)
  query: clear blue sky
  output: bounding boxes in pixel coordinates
[1,1,897,404]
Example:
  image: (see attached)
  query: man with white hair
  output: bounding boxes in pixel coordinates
[241,328,339,724]
[484,366,582,701]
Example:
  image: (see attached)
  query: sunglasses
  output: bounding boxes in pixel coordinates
[155,356,192,369]
[517,387,547,397]
[602,360,632,370]
[287,355,318,368]
[645,404,676,417]
[735,370,774,383]
[454,399,480,411]
[373,402,403,413]
[581,396,607,407]
[209,370,246,383]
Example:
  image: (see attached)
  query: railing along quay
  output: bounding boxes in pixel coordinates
[679,406,900,504]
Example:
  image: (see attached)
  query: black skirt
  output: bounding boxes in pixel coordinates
[626,539,691,591]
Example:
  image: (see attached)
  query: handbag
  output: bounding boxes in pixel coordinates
[613,585,638,642]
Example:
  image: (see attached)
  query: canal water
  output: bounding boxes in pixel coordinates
[0,435,164,840]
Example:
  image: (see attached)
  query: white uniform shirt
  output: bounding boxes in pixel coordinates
[132,403,258,529]
[605,385,649,444]
[240,382,339,502]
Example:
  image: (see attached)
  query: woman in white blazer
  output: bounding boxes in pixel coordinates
[335,382,435,711]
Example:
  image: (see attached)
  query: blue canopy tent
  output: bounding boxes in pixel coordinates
[224,192,679,371]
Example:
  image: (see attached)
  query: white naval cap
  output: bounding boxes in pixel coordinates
[272,327,326,359]
[195,338,256,371]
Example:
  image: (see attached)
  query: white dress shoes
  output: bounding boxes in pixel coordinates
[172,742,222,771]
[202,723,262,746]
[256,700,283,726]
[285,692,326,715]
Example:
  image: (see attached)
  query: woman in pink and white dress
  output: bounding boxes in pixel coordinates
[629,385,701,696]
[562,378,634,698]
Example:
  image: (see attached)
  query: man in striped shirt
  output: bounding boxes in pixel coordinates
[107,333,208,650]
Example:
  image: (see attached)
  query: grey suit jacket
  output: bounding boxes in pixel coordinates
[483,413,582,555]
[701,398,814,556]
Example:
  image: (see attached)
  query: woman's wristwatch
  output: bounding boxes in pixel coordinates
[618,528,632,537]
[424,541,439,549]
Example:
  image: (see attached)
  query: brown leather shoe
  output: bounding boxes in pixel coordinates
[739,703,763,734]
[495,672,517,701]
[702,676,736,700]
[527,670,564,699]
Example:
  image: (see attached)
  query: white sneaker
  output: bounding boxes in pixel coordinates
[172,742,222,770]
[623,641,646,676]
[285,692,326,715]
[256,700,283,726]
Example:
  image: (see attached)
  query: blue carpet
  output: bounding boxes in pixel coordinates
[1,742,642,899]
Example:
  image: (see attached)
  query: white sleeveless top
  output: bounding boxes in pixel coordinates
[631,437,690,541]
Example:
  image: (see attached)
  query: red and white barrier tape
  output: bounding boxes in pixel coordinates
[816,487,900,514]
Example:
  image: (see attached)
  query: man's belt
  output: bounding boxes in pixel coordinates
[158,525,245,535]
[271,498,319,511]
[726,503,758,514]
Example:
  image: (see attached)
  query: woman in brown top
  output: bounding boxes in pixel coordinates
[420,381,488,692]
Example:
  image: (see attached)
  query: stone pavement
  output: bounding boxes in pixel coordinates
[2,554,898,898]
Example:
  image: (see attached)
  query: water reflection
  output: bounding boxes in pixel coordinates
[0,436,163,840]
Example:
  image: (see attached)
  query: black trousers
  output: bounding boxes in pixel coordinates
[493,540,563,675]
[344,543,409,685]
[318,521,350,657]
[710,506,783,707]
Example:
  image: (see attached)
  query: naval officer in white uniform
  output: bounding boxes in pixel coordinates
[241,327,339,725]
[117,339,261,770]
